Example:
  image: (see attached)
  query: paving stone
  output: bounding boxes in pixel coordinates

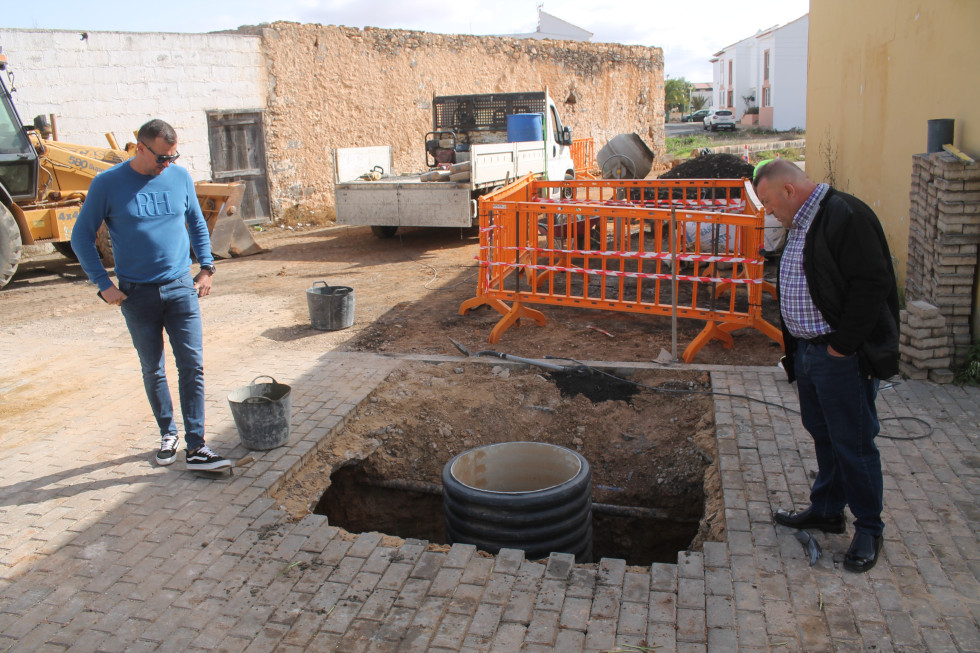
[2,359,979,652]
[500,590,536,625]
[524,608,559,645]
[492,549,524,575]
[374,605,417,643]
[489,621,526,651]
[465,602,504,642]
[445,583,482,617]
[410,552,445,581]
[429,611,471,649]
[566,567,597,598]
[553,628,586,652]
[544,552,574,580]
[533,578,565,612]
[583,617,617,651]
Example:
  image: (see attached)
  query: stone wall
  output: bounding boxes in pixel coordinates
[905,151,980,376]
[246,22,665,219]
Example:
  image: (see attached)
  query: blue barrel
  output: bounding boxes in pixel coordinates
[507,113,544,143]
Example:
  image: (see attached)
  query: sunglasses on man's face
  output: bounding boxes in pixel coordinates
[141,141,180,164]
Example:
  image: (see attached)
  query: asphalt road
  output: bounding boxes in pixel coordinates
[665,121,706,136]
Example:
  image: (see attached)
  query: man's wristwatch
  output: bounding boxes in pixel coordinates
[200,264,216,275]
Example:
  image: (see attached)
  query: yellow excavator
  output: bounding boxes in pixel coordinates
[0,54,262,288]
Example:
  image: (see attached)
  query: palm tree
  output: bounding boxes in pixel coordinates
[691,95,708,111]
[664,77,693,117]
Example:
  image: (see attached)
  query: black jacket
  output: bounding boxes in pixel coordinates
[779,188,900,381]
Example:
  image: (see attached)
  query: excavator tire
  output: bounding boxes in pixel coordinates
[96,224,115,268]
[52,241,78,260]
[0,203,23,289]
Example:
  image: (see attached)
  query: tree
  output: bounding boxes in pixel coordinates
[664,77,693,116]
[691,95,708,111]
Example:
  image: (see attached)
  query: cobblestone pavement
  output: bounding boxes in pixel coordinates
[1,328,979,651]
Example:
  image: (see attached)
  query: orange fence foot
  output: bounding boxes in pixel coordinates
[488,301,547,344]
[750,318,784,347]
[761,280,777,299]
[682,320,735,362]
[459,296,511,317]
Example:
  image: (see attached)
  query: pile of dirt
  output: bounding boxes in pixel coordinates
[659,153,754,180]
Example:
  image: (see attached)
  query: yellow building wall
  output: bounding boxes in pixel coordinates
[807,0,980,331]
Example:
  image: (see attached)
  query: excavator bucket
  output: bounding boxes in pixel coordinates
[194,182,264,259]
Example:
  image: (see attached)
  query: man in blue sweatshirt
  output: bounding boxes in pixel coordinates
[71,119,229,471]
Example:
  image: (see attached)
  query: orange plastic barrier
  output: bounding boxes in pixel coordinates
[570,138,596,176]
[458,176,783,362]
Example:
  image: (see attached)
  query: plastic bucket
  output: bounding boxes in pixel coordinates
[507,113,543,143]
[228,375,291,450]
[307,281,354,330]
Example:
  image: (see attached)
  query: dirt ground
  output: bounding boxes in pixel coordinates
[2,223,784,555]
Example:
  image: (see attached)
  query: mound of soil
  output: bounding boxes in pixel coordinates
[659,153,754,180]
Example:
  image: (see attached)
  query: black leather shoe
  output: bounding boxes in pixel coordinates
[773,506,847,533]
[844,532,883,573]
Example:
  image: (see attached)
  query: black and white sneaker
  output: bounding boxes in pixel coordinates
[185,445,230,471]
[156,434,179,466]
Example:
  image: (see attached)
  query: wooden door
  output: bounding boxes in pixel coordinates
[206,111,270,223]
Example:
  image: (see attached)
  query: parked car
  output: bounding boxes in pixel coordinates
[682,109,711,123]
[703,109,737,132]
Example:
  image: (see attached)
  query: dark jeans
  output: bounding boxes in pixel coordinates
[795,340,884,536]
[119,273,206,451]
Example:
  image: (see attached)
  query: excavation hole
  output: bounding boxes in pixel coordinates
[279,362,723,566]
[315,457,702,566]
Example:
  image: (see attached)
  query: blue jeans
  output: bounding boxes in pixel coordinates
[795,340,884,536]
[119,273,206,450]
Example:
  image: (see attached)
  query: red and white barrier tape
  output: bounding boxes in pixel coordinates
[531,197,748,211]
[478,244,761,265]
[479,260,765,285]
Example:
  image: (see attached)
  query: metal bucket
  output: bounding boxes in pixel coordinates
[228,375,291,450]
[307,281,354,330]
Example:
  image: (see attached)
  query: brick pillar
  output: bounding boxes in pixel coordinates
[904,151,980,376]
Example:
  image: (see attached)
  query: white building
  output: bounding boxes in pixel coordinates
[692,82,713,109]
[709,14,808,131]
[507,9,593,41]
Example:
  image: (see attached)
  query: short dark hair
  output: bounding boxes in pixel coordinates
[137,119,177,145]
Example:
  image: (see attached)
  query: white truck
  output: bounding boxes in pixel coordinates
[334,91,575,237]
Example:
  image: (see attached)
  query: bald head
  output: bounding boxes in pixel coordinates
[753,158,809,189]
[752,159,818,228]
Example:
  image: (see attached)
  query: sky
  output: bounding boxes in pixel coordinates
[4,0,809,82]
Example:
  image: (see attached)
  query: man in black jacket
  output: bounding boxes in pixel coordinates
[754,159,899,573]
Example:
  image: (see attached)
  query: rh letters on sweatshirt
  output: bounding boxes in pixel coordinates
[135,192,174,217]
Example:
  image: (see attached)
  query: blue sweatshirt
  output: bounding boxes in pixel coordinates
[71,161,213,292]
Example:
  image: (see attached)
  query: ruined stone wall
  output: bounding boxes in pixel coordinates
[248,22,665,220]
